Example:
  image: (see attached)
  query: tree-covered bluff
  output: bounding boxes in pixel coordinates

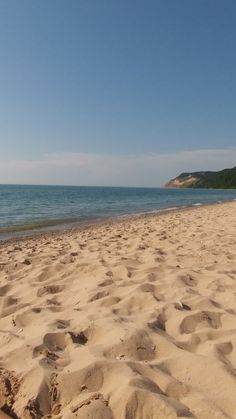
[165,166,236,189]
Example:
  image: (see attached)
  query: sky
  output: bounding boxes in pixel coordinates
[0,0,236,186]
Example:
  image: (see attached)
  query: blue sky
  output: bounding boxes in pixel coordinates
[0,0,236,185]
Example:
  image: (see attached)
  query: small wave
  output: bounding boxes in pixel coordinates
[161,206,179,211]
[192,203,202,206]
[120,206,186,219]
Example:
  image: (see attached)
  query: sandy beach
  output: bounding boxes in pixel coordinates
[0,201,236,418]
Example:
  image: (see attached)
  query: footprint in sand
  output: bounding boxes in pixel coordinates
[101,296,121,307]
[178,273,198,287]
[104,329,156,362]
[98,278,114,287]
[46,296,61,306]
[180,311,222,334]
[0,284,11,296]
[0,297,26,318]
[33,332,69,371]
[1,296,18,308]
[215,341,233,356]
[37,285,64,297]
[136,283,156,293]
[53,319,70,329]
[33,330,89,371]
[89,290,109,302]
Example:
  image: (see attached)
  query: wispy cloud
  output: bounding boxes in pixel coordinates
[0,148,236,186]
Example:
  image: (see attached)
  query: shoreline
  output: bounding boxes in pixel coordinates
[0,198,234,244]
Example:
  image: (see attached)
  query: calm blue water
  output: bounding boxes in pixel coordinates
[0,184,236,237]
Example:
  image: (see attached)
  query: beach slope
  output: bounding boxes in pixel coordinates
[0,202,236,418]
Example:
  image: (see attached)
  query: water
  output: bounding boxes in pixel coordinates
[0,184,236,238]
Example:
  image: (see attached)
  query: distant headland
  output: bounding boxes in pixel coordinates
[165,166,236,189]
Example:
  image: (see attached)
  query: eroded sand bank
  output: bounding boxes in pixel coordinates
[0,202,236,418]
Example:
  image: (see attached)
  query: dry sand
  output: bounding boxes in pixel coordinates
[1,202,236,418]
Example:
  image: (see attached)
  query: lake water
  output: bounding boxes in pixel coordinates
[0,184,236,237]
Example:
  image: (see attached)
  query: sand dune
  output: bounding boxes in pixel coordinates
[1,202,236,418]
